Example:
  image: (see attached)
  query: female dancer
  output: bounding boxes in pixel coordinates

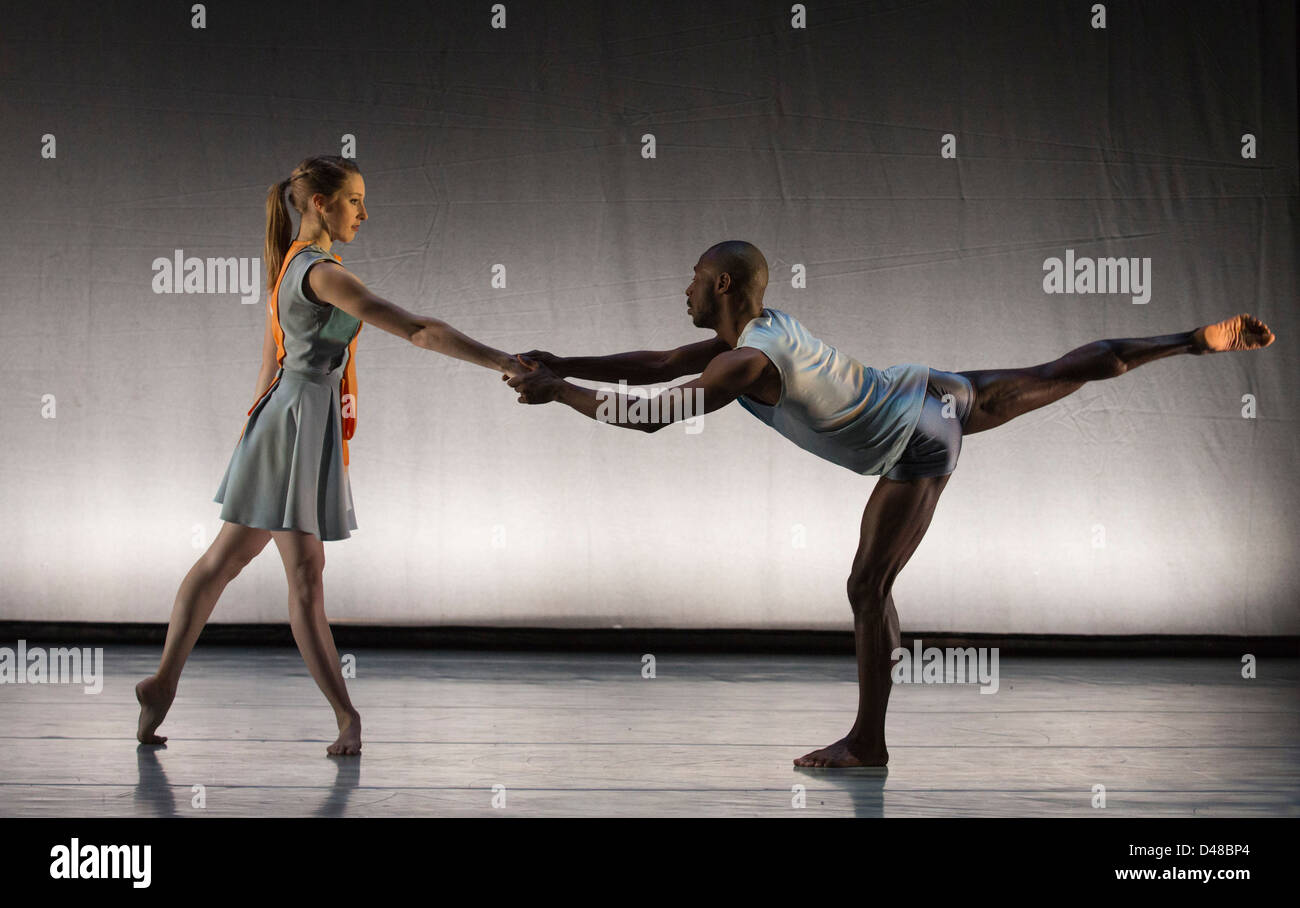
[136,155,520,755]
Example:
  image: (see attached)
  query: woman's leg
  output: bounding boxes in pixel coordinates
[136,521,272,744]
[270,528,361,756]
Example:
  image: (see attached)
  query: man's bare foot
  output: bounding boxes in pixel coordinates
[135,676,175,745]
[328,711,362,756]
[1193,313,1276,353]
[793,736,888,768]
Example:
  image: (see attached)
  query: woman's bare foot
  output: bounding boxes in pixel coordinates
[794,736,888,768]
[328,711,362,756]
[135,676,176,745]
[1193,313,1276,353]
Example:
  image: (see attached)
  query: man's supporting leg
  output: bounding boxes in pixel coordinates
[959,313,1274,435]
[795,473,951,769]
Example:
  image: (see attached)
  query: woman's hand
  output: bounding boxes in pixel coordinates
[504,355,565,404]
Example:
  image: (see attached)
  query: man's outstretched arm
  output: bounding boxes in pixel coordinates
[520,336,731,384]
[506,347,770,432]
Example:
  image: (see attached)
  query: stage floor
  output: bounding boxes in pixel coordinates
[2,646,1296,817]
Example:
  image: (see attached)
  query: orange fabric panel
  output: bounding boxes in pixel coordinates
[341,325,361,466]
[267,241,308,368]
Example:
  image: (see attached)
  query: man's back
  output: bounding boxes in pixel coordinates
[734,308,930,476]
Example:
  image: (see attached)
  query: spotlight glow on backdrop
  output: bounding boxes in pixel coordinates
[1,0,1295,633]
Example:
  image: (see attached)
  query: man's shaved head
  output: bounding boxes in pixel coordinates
[684,239,768,334]
[701,240,768,301]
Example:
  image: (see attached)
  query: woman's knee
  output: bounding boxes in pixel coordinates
[205,536,265,582]
[283,551,326,601]
[202,522,269,580]
[287,556,324,589]
[270,530,325,596]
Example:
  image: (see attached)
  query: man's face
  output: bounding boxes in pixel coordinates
[685,257,719,328]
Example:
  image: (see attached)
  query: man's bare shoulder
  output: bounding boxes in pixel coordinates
[704,345,779,393]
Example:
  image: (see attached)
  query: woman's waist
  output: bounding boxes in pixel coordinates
[276,364,345,386]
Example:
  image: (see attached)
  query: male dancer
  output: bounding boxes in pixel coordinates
[506,240,1275,768]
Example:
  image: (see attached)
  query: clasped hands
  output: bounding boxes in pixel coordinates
[501,350,565,404]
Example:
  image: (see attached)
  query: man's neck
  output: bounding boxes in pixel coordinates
[717,303,766,348]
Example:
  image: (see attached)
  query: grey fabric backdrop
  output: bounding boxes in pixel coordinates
[1,0,1296,632]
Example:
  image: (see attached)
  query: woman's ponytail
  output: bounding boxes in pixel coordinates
[264,178,294,293]
[263,157,360,293]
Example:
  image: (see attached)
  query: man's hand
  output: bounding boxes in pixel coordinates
[517,350,566,377]
[503,355,565,404]
[500,354,531,379]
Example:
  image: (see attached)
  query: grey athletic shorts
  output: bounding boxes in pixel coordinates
[882,369,975,481]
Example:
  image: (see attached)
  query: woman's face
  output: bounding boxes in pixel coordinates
[319,173,367,241]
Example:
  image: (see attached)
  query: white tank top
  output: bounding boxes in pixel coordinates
[735,308,930,475]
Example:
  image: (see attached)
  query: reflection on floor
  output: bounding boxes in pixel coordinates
[1,646,1296,817]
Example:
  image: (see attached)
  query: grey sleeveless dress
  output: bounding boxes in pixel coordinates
[213,243,362,540]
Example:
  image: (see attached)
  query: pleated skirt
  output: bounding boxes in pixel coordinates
[213,365,357,541]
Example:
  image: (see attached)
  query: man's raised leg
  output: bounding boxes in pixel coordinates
[959,313,1274,435]
[795,473,952,768]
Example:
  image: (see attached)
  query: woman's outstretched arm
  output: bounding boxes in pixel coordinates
[307,259,521,375]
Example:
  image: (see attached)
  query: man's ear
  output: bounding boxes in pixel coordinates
[715,271,732,294]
